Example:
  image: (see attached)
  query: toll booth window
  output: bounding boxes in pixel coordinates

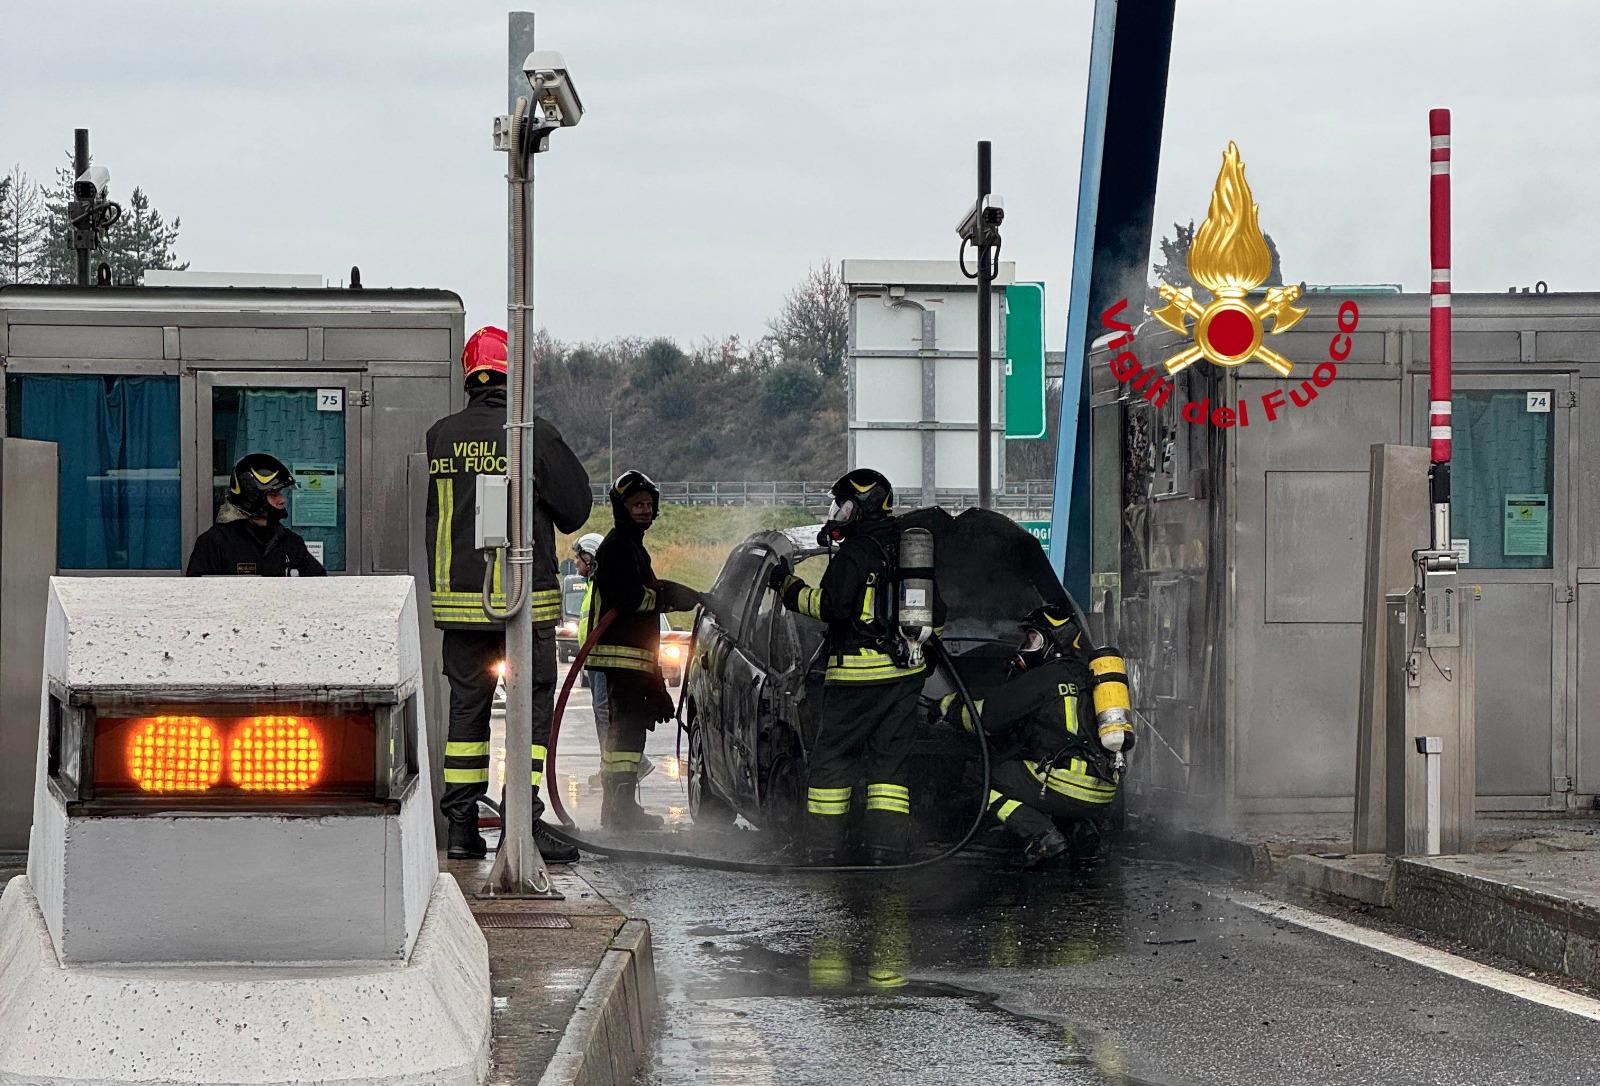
[1450,390,1554,570]
[210,387,347,571]
[4,375,181,569]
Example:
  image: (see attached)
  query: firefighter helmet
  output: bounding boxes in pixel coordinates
[819,468,894,543]
[228,452,296,521]
[610,470,660,523]
[1017,603,1082,665]
[572,532,605,559]
[462,326,509,385]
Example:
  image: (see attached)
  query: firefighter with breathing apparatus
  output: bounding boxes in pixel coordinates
[937,604,1133,865]
[426,325,591,863]
[587,471,701,830]
[771,468,945,865]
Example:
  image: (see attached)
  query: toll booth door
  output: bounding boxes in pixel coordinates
[193,372,364,574]
[1411,374,1571,810]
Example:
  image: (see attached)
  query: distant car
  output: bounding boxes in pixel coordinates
[660,615,691,686]
[681,508,1075,839]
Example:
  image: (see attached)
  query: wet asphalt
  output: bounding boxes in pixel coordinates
[527,671,1600,1086]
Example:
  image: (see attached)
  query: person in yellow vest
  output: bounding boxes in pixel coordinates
[424,326,590,861]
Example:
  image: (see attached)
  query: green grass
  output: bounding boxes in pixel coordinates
[560,504,816,626]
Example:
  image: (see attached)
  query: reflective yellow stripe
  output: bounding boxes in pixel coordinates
[637,587,658,613]
[589,643,659,674]
[988,790,1023,822]
[443,767,489,783]
[1024,760,1117,804]
[578,581,596,642]
[446,741,491,758]
[807,785,852,816]
[433,478,452,591]
[492,547,503,598]
[796,585,822,619]
[859,575,876,624]
[1062,693,1080,735]
[864,782,910,815]
[866,968,908,989]
[824,648,925,684]
[531,743,547,786]
[602,750,641,773]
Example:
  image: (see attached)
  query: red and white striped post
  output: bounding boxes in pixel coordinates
[1429,108,1453,551]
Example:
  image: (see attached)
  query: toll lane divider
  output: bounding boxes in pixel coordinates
[538,919,658,1086]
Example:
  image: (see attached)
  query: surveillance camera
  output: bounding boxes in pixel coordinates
[74,165,110,201]
[956,194,1004,242]
[522,50,583,128]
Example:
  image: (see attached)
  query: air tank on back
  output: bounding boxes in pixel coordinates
[898,527,935,668]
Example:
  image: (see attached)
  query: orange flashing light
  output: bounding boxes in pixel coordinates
[228,716,324,792]
[127,716,223,793]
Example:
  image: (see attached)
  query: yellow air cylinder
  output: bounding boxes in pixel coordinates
[1088,646,1132,754]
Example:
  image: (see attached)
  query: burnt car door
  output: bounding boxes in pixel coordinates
[692,541,769,808]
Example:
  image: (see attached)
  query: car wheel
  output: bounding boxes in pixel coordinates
[761,743,806,842]
[686,723,735,827]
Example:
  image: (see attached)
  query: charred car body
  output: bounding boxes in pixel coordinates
[682,508,1111,843]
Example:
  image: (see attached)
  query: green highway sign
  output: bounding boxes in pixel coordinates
[1005,282,1046,440]
[1018,520,1051,550]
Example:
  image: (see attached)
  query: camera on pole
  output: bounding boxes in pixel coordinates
[67,129,120,287]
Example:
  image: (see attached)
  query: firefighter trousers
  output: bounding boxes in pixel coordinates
[805,673,924,858]
[977,758,1114,841]
[600,670,656,780]
[439,626,556,827]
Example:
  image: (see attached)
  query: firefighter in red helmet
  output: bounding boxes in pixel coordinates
[425,325,591,863]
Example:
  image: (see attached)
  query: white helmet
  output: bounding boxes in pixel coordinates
[573,532,604,558]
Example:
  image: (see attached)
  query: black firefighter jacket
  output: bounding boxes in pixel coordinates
[185,503,327,578]
[424,385,591,630]
[587,510,665,677]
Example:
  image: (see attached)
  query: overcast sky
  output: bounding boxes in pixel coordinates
[4,1,1596,348]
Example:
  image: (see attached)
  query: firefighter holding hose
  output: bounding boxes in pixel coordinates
[937,604,1133,865]
[770,468,945,866]
[586,471,702,830]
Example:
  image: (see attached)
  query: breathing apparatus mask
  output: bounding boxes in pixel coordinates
[818,468,894,547]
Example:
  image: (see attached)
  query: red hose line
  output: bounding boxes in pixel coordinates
[546,608,617,829]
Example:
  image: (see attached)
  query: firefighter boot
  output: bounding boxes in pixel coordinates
[447,820,488,860]
[535,822,581,864]
[1022,827,1069,868]
[602,774,664,832]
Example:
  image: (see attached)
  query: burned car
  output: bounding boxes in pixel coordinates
[682,507,1077,840]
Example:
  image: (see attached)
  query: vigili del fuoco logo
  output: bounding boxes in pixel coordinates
[1101,142,1359,428]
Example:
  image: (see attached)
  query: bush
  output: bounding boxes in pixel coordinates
[760,362,823,418]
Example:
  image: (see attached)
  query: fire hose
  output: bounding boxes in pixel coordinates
[537,607,993,873]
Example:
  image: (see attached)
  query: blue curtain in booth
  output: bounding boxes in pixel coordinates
[9,375,181,569]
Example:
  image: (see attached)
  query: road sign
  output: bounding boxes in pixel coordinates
[1018,519,1051,550]
[1005,282,1046,439]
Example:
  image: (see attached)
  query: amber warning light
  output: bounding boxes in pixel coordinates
[94,709,374,799]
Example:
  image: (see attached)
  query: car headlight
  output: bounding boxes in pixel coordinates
[661,644,684,663]
[557,621,577,638]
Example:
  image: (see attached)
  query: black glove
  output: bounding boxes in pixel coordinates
[656,579,703,613]
[766,557,793,593]
[647,677,677,724]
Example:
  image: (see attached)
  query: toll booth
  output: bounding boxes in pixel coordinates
[1096,291,1600,818]
[0,285,465,848]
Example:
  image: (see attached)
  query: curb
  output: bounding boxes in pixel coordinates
[1392,858,1600,989]
[1133,821,1274,880]
[537,919,658,1086]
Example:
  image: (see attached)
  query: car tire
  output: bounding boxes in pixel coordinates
[760,742,806,842]
[686,722,735,828]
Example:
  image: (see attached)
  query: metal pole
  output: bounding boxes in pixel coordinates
[608,410,615,483]
[976,140,993,509]
[1428,109,1452,552]
[484,10,553,897]
[1417,736,1443,855]
[73,129,89,288]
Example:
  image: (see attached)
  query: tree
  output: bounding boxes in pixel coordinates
[32,152,80,285]
[105,186,186,285]
[768,260,848,379]
[1148,219,1283,310]
[0,166,46,284]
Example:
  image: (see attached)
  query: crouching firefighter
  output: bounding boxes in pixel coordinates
[587,471,702,830]
[938,605,1134,865]
[771,468,945,866]
[426,325,592,863]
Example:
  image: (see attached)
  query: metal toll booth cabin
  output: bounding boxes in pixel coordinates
[1095,290,1600,819]
[0,284,466,849]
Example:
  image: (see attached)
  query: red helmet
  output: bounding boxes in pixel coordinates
[462,326,509,382]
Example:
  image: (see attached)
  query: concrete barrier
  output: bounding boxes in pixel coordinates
[538,919,658,1086]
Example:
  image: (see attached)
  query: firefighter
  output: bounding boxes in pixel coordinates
[426,325,591,863]
[770,468,944,865]
[937,604,1131,866]
[186,453,326,577]
[576,532,656,786]
[586,471,701,830]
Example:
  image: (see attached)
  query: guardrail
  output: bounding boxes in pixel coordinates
[587,480,1054,518]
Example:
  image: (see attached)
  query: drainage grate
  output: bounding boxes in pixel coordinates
[472,912,574,930]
